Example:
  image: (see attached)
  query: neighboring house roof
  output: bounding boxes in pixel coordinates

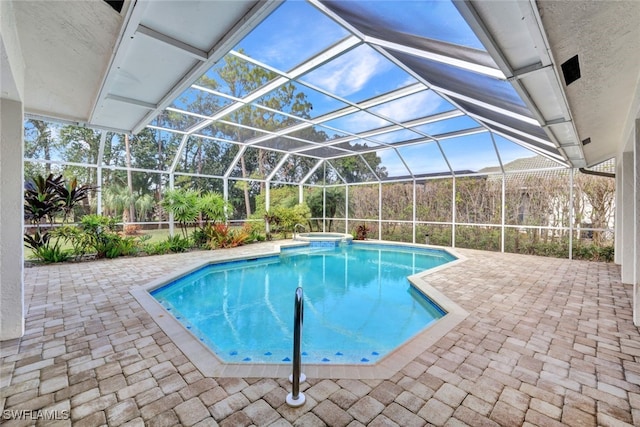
[482,155,615,187]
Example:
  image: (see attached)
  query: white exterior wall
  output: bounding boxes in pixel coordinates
[1,0,26,340]
[621,151,635,286]
[635,120,640,326]
[615,160,623,264]
[0,98,25,340]
[622,120,640,326]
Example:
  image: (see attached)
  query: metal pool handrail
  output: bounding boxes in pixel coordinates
[293,223,305,238]
[286,287,306,407]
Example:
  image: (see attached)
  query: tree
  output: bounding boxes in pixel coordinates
[24,119,56,175]
[332,150,387,183]
[574,172,615,245]
[306,187,344,231]
[416,178,453,222]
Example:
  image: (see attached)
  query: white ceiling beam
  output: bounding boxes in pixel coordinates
[136,24,208,61]
[403,110,464,127]
[473,115,558,150]
[190,84,244,103]
[507,62,553,81]
[186,75,289,135]
[105,94,157,110]
[430,127,486,141]
[357,83,426,109]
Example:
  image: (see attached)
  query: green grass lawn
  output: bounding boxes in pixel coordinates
[137,228,173,243]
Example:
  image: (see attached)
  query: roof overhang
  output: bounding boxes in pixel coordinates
[536,0,640,166]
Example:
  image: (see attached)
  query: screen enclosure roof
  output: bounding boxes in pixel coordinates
[16,0,640,181]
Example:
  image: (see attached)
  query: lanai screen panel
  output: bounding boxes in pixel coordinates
[440,132,501,173]
[367,89,457,124]
[397,141,451,177]
[174,136,238,176]
[322,0,486,50]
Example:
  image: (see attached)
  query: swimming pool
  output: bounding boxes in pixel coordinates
[151,243,456,364]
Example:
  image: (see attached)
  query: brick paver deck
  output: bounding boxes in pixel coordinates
[1,242,639,426]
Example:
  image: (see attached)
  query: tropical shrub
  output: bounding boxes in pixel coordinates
[160,188,200,238]
[204,223,250,249]
[190,228,209,248]
[32,244,71,263]
[164,235,192,253]
[268,204,311,238]
[51,225,90,260]
[244,222,266,242]
[77,215,125,258]
[353,224,370,240]
[24,174,94,262]
[199,191,231,225]
[160,188,231,238]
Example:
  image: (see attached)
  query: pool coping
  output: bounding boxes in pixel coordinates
[130,240,469,380]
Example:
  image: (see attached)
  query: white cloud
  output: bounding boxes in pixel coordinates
[304,47,389,97]
[374,91,447,123]
[239,2,348,72]
[334,111,391,134]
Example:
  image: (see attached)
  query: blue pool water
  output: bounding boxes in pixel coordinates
[151,243,455,364]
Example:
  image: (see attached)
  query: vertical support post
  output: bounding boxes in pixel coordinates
[322,186,326,232]
[412,179,417,244]
[168,173,174,236]
[345,184,349,235]
[378,183,382,240]
[96,166,103,215]
[286,287,306,407]
[501,173,505,252]
[622,151,635,284]
[615,159,623,265]
[452,176,457,247]
[223,177,229,222]
[569,168,574,259]
[96,131,106,216]
[265,181,271,212]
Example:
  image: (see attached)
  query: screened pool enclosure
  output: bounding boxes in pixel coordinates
[23,0,615,260]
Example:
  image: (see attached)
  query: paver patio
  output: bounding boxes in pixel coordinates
[1,242,639,426]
